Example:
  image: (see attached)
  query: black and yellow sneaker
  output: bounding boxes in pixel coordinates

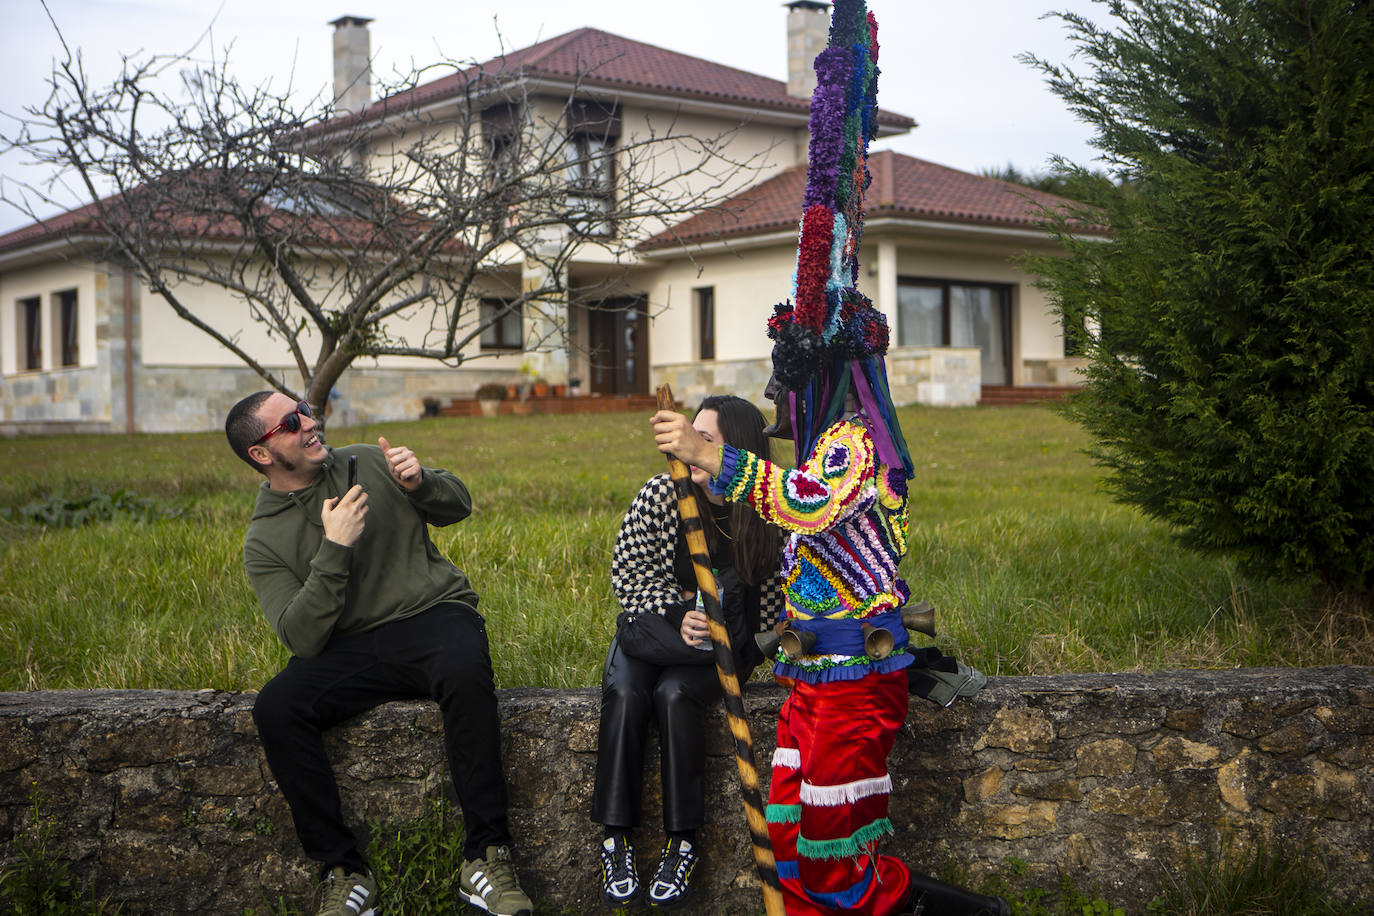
[599,834,640,906]
[645,838,698,908]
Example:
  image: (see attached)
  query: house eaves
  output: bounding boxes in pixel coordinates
[0,234,105,272]
[310,27,915,145]
[637,151,1107,255]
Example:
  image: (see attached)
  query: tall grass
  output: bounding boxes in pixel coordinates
[1,406,1368,692]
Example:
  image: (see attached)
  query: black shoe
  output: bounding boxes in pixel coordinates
[599,834,640,906]
[646,838,698,908]
[908,871,1010,916]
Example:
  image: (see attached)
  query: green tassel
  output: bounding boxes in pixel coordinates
[766,803,802,824]
[796,818,893,860]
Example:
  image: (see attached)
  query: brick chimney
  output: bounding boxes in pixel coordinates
[330,15,373,113]
[786,1,830,99]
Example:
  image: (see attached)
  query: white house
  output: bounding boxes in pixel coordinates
[0,3,1095,434]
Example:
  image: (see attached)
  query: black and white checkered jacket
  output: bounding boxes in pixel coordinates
[611,474,785,632]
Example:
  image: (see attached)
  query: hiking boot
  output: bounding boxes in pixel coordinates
[599,834,640,906]
[316,867,377,916]
[646,838,698,908]
[459,845,532,916]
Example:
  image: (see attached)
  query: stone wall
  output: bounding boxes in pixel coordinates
[654,344,984,412]
[1,667,1371,914]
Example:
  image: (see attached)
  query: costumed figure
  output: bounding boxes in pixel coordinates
[653,2,1004,913]
[730,2,916,911]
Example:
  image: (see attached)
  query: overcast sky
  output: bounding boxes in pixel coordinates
[0,0,1110,234]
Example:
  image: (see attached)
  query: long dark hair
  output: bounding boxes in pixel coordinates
[692,395,782,586]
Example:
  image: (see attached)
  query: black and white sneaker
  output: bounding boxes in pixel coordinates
[599,834,640,906]
[646,838,698,908]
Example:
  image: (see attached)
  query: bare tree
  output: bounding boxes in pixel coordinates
[1,26,767,416]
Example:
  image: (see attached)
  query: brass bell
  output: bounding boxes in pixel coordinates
[777,623,818,660]
[862,623,895,659]
[902,601,936,638]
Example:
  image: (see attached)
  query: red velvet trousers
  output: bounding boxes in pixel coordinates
[768,671,911,915]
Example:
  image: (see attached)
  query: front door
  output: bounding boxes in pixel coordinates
[588,297,648,395]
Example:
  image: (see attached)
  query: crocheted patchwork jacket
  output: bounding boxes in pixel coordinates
[709,417,914,684]
[611,473,786,632]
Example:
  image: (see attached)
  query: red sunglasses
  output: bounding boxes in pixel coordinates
[252,400,313,446]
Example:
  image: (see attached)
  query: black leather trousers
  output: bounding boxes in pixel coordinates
[589,635,722,832]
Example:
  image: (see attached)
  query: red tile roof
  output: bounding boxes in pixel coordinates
[339,28,913,134]
[0,200,106,255]
[0,181,458,258]
[638,150,1105,250]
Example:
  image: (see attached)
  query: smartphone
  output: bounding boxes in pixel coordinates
[347,455,357,490]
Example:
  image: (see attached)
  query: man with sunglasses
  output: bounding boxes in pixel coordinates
[225,391,533,916]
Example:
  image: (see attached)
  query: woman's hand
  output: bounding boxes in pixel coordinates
[680,608,711,647]
[652,410,722,477]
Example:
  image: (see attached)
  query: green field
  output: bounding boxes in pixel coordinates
[2,405,1367,692]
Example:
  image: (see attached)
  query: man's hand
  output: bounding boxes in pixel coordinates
[378,436,422,491]
[321,485,368,547]
[652,410,722,477]
[680,608,711,648]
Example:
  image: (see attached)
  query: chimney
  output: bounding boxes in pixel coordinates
[330,15,373,112]
[786,1,830,99]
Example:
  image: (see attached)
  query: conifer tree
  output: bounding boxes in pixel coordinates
[1025,0,1374,604]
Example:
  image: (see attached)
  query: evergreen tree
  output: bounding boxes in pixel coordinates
[1024,0,1374,603]
[979,162,1115,201]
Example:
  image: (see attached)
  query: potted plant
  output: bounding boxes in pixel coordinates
[474,382,506,418]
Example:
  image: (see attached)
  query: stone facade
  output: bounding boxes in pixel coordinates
[885,345,982,407]
[653,344,984,413]
[1,362,520,436]
[1,667,1371,914]
[0,266,118,434]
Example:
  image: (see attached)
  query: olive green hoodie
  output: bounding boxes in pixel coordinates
[243,444,478,658]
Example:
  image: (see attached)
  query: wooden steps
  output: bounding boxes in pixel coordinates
[978,385,1078,406]
[436,393,666,418]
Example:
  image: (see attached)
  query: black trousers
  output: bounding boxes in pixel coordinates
[589,635,723,833]
[252,602,511,871]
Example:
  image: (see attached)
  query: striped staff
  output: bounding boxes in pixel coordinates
[655,383,784,916]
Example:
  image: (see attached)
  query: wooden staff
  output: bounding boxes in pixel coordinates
[655,384,785,916]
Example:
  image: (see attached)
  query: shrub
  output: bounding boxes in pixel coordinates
[1025,0,1374,605]
[475,382,508,402]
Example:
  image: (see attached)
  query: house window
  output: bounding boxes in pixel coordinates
[695,287,715,360]
[482,103,521,234]
[55,289,79,367]
[479,299,523,351]
[18,296,41,371]
[564,100,619,237]
[897,278,1012,385]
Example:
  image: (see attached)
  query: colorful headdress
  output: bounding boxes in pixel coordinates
[768,0,913,479]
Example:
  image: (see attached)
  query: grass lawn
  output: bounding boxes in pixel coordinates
[1,405,1368,692]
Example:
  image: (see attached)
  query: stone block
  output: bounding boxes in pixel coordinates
[1076,738,1137,777]
[974,707,1054,754]
[1152,736,1221,771]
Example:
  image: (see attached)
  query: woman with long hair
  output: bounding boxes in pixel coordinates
[590,394,784,909]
